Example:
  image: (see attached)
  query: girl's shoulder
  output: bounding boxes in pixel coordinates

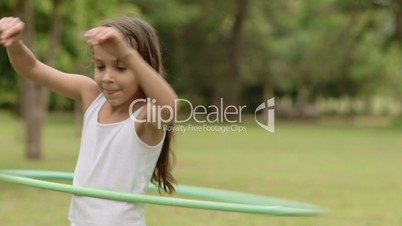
[81,83,101,112]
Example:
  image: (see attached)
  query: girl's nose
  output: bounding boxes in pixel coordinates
[102,70,113,82]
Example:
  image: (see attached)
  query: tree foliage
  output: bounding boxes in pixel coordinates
[0,0,401,114]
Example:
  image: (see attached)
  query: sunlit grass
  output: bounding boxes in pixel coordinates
[1,111,402,225]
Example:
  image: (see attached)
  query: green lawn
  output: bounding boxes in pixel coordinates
[1,111,402,225]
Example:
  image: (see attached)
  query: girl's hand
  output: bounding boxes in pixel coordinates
[84,27,132,59]
[0,17,24,47]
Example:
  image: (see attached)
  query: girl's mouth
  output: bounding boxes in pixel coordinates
[104,89,118,95]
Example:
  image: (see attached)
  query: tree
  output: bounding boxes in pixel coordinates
[226,0,249,106]
[15,0,64,159]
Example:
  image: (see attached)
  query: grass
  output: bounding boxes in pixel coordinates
[1,110,402,225]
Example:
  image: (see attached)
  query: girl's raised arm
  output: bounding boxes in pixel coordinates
[0,17,99,110]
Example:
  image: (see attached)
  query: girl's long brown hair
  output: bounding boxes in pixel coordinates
[102,16,176,193]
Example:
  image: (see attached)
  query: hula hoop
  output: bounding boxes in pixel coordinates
[0,170,326,216]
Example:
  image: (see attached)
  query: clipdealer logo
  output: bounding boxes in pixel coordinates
[129,98,275,133]
[254,98,275,132]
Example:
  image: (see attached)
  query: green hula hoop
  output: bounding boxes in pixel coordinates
[0,170,326,216]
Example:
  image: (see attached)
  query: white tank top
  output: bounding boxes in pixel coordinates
[69,94,165,226]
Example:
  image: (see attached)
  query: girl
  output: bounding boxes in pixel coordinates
[0,16,177,226]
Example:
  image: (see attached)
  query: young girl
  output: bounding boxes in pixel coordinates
[0,16,177,226]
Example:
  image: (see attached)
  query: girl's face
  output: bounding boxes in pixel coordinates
[93,45,142,108]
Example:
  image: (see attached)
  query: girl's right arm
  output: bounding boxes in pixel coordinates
[0,17,99,110]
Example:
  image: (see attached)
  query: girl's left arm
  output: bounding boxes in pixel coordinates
[124,50,178,129]
[124,49,178,113]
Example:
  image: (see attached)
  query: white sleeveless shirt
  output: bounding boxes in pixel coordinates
[69,94,165,226]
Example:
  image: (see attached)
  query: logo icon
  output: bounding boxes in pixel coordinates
[254,98,275,132]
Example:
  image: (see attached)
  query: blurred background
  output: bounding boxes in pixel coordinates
[2,0,402,127]
[1,0,402,225]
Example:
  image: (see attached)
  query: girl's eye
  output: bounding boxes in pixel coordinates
[116,65,126,71]
[95,65,105,71]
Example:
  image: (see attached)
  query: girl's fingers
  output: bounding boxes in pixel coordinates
[0,17,13,28]
[2,23,23,40]
[84,27,121,45]
[85,28,105,45]
[84,27,130,58]
[0,17,23,47]
[97,30,114,42]
[1,18,17,30]
[0,18,22,36]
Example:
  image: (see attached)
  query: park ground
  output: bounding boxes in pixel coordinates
[0,111,402,226]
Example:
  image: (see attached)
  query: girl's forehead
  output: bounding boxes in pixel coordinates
[92,46,118,62]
